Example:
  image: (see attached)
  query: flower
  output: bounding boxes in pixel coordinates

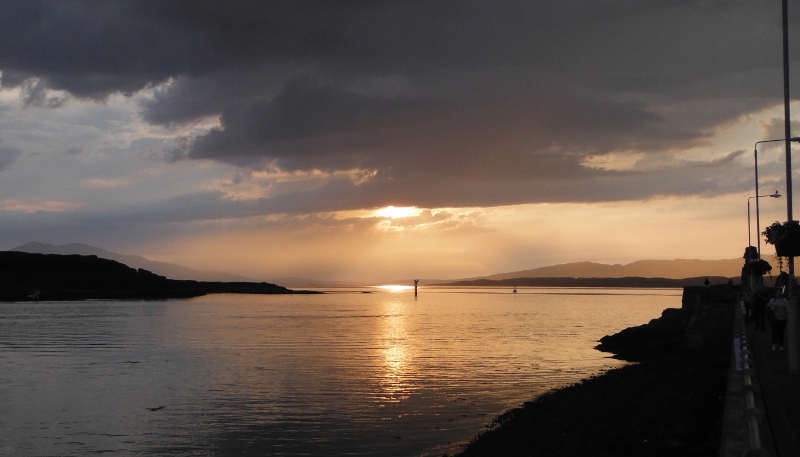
[762,220,800,246]
[743,259,772,276]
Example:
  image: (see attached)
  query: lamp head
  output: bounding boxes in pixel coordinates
[770,190,782,198]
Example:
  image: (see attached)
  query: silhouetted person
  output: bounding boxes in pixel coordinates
[703,277,710,286]
[751,287,768,331]
[768,290,789,350]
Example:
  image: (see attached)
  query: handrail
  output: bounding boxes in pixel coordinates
[738,316,769,457]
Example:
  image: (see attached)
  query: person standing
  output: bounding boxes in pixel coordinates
[767,289,789,351]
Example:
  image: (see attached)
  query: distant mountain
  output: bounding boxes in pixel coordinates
[11,242,253,282]
[442,276,735,288]
[483,259,744,281]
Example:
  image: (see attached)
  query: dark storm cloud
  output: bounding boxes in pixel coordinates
[2,1,789,106]
[188,78,412,168]
[0,0,795,208]
[186,78,706,183]
[0,2,178,100]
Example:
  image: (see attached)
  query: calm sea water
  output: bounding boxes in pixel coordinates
[0,287,680,456]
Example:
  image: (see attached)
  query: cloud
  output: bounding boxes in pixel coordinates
[759,117,800,141]
[0,0,796,210]
[20,77,68,107]
[175,79,722,209]
[0,1,193,100]
[0,141,21,171]
[187,78,410,167]
[36,148,748,231]
[1,1,793,110]
[0,198,81,212]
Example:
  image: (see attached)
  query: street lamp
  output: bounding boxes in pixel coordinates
[748,191,782,263]
[755,136,800,373]
[754,137,800,262]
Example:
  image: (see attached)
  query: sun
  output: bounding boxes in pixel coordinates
[375,206,421,219]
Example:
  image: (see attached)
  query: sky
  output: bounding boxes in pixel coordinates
[1,1,800,283]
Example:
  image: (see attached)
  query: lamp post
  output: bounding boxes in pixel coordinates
[748,191,782,264]
[753,138,800,373]
[782,0,799,374]
[754,138,800,262]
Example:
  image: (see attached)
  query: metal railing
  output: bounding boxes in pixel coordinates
[738,323,769,457]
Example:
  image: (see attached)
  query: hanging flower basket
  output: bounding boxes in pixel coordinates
[776,237,800,257]
[763,220,800,257]
[744,259,772,276]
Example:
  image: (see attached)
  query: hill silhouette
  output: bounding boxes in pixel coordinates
[442,276,734,288]
[481,258,743,281]
[12,242,253,282]
[0,251,311,301]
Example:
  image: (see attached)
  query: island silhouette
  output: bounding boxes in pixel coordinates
[0,251,314,301]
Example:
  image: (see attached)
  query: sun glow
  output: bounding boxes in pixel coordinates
[376,285,414,291]
[375,206,421,219]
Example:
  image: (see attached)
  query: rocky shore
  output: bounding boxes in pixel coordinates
[454,289,733,456]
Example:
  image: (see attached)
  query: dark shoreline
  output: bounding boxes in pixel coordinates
[453,287,734,456]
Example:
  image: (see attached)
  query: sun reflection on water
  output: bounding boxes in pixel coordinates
[384,345,407,375]
[378,294,415,402]
[376,284,414,291]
